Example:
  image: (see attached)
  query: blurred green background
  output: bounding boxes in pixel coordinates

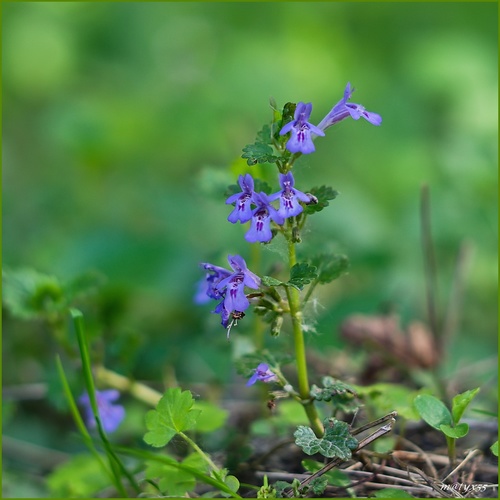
[2,1,498,495]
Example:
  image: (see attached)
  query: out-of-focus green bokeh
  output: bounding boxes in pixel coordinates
[3,2,497,393]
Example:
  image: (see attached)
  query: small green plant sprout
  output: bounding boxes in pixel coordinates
[414,388,480,466]
[257,475,277,498]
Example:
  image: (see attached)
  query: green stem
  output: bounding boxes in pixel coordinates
[446,436,456,467]
[179,431,221,475]
[285,236,324,437]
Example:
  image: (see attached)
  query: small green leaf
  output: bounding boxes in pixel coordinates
[261,276,285,288]
[310,378,359,413]
[414,394,452,431]
[440,423,469,439]
[241,142,279,166]
[490,440,498,457]
[144,388,201,447]
[294,418,358,459]
[308,476,328,495]
[3,268,64,319]
[289,262,318,290]
[303,185,339,215]
[310,254,349,284]
[223,475,240,494]
[374,487,414,498]
[451,388,480,425]
[47,453,111,498]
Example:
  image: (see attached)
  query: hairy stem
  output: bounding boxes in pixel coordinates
[285,235,324,437]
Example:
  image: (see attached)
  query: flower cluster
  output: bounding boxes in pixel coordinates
[79,389,125,434]
[280,82,381,155]
[226,172,310,243]
[195,254,260,334]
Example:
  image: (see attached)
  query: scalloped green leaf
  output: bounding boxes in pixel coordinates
[310,378,359,413]
[440,423,469,439]
[241,142,279,166]
[310,254,349,284]
[451,388,480,425]
[261,275,285,288]
[414,394,452,430]
[144,388,201,448]
[294,418,358,459]
[289,262,318,290]
[303,186,339,215]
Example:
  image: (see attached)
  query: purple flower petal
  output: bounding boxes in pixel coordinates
[279,101,324,155]
[317,83,382,131]
[79,390,125,434]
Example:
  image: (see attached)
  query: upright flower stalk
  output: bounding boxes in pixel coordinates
[197,83,381,438]
[285,230,324,436]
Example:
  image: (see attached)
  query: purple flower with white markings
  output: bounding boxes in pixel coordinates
[197,255,260,331]
[279,102,325,155]
[246,363,278,386]
[216,255,261,314]
[79,389,125,434]
[245,192,285,243]
[226,173,256,223]
[269,172,310,219]
[317,82,382,131]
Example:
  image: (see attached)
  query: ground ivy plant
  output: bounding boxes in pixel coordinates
[195,82,382,442]
[5,83,398,498]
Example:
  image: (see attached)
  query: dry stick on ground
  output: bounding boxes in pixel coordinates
[442,448,483,483]
[395,435,440,480]
[392,454,464,499]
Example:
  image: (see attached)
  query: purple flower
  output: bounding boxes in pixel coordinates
[226,174,256,223]
[317,83,382,131]
[197,255,260,330]
[279,102,325,155]
[216,255,261,313]
[214,299,231,328]
[269,172,310,219]
[79,389,125,434]
[245,192,285,243]
[246,363,278,386]
[195,263,232,304]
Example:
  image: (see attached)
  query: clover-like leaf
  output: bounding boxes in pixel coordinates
[144,388,201,447]
[289,263,318,290]
[310,254,349,284]
[241,142,279,166]
[303,186,339,215]
[294,418,358,459]
[451,388,480,425]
